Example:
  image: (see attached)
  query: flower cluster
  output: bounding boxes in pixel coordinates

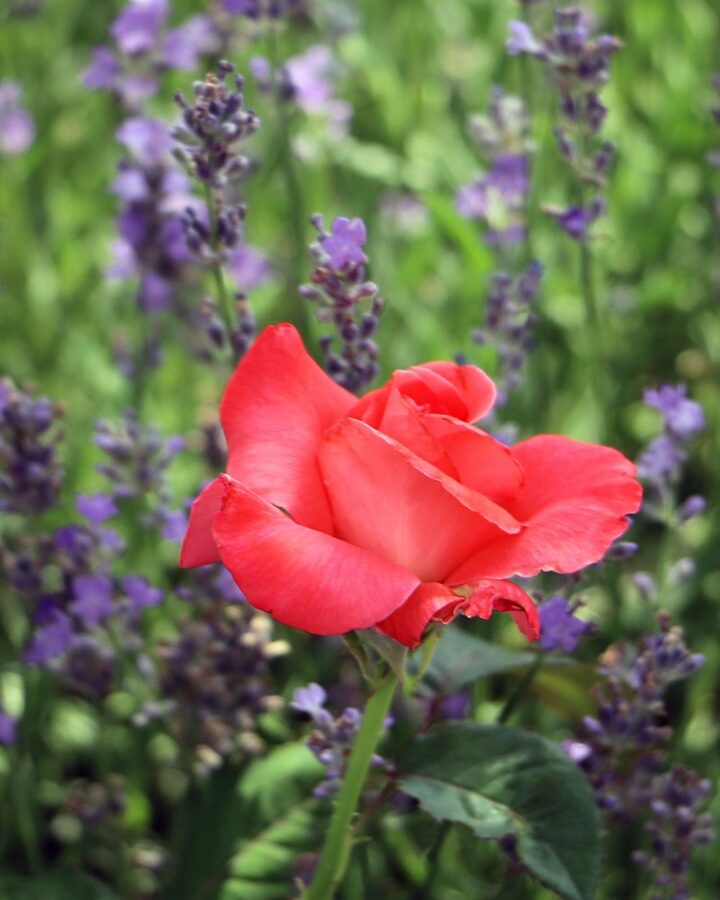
[637,384,706,514]
[300,216,384,392]
[537,595,594,653]
[84,0,218,111]
[469,261,542,405]
[456,90,531,246]
[292,682,390,797]
[566,614,712,897]
[222,0,307,19]
[250,46,352,138]
[150,591,288,772]
[94,410,186,539]
[508,8,621,241]
[0,378,64,515]
[173,61,260,190]
[109,117,197,327]
[0,80,34,155]
[8,494,162,700]
[173,61,264,357]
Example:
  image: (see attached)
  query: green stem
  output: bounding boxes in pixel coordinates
[203,183,235,339]
[497,653,544,724]
[305,670,399,900]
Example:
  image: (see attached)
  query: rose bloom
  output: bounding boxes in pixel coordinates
[181,325,641,649]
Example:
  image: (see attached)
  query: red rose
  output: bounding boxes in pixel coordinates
[181,324,642,649]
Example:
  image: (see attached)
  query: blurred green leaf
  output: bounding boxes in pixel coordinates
[0,870,120,900]
[415,626,536,696]
[399,723,601,900]
[218,743,327,900]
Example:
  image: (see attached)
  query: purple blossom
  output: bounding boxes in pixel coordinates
[25,611,75,665]
[292,683,328,718]
[110,0,168,57]
[160,16,217,71]
[301,214,384,393]
[76,493,118,526]
[538,596,593,653]
[320,217,367,270]
[227,244,272,292]
[293,682,388,797]
[546,199,605,241]
[644,385,706,442]
[0,378,64,514]
[116,117,172,167]
[506,21,544,57]
[69,575,114,628]
[0,80,35,155]
[0,710,18,745]
[122,576,163,609]
[83,47,120,90]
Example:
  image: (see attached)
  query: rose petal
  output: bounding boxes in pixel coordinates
[212,476,420,634]
[220,324,355,533]
[421,415,525,503]
[319,419,521,584]
[350,361,496,426]
[448,436,642,582]
[179,477,224,567]
[378,578,539,648]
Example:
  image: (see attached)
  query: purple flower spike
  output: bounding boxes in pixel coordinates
[292,682,327,717]
[506,21,543,57]
[116,117,172,166]
[538,596,593,652]
[321,217,367,270]
[644,384,706,442]
[69,575,114,628]
[110,0,168,57]
[122,575,163,609]
[25,611,75,665]
[0,80,35,155]
[0,710,18,745]
[76,493,119,525]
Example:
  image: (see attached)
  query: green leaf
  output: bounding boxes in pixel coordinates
[398,723,601,900]
[218,743,328,900]
[414,626,537,696]
[0,870,120,900]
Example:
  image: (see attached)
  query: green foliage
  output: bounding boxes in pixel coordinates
[219,744,327,900]
[399,723,601,900]
[415,625,536,696]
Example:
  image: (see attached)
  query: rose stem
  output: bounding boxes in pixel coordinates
[305,669,399,900]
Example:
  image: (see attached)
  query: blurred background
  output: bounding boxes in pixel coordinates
[0,0,718,897]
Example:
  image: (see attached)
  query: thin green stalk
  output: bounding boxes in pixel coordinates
[497,652,544,724]
[305,670,399,900]
[203,183,235,338]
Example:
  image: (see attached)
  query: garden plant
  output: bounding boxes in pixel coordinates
[0,1,718,898]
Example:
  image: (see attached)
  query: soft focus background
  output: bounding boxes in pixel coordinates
[0,0,718,898]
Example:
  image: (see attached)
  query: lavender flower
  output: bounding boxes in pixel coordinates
[0,707,19,745]
[470,261,542,404]
[84,0,218,111]
[148,594,288,771]
[637,384,706,518]
[222,0,308,18]
[0,378,64,515]
[293,682,390,796]
[456,90,531,246]
[508,9,621,241]
[0,80,35,155]
[250,46,352,139]
[537,596,593,652]
[94,410,185,538]
[173,62,263,356]
[566,615,711,897]
[300,214,385,393]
